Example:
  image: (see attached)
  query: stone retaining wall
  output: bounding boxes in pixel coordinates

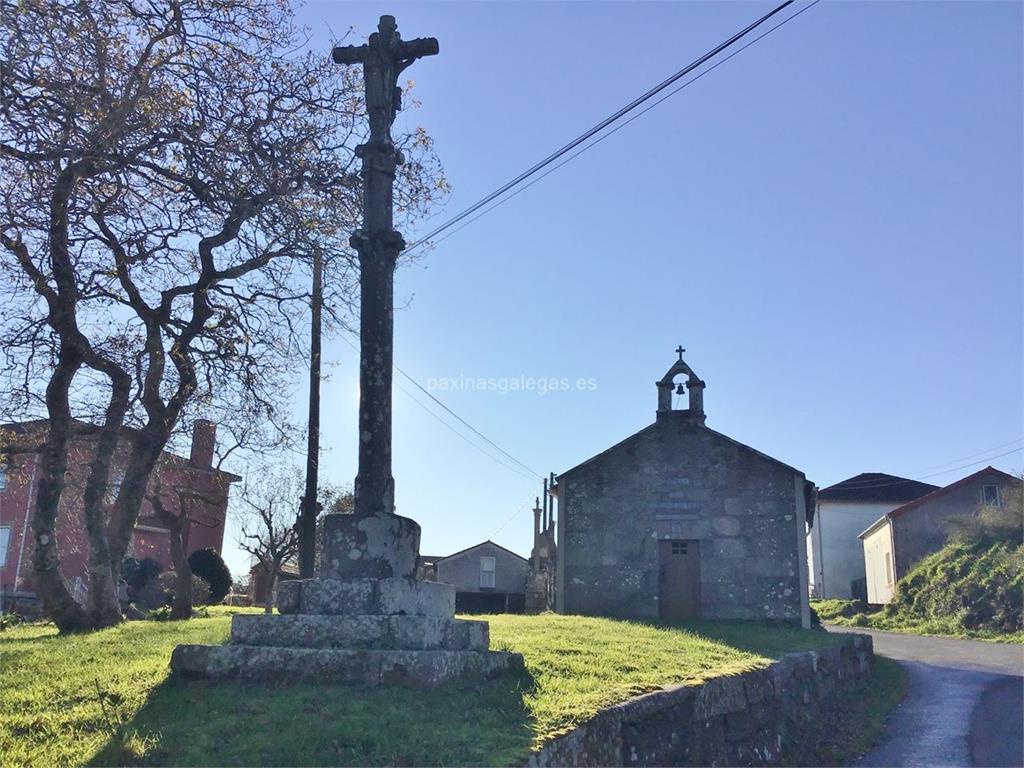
[528,633,873,767]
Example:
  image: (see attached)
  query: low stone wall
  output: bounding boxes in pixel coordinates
[528,633,873,767]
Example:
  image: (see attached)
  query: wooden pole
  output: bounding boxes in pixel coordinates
[298,248,323,577]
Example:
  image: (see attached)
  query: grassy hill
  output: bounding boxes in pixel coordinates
[883,536,1022,635]
[0,609,852,767]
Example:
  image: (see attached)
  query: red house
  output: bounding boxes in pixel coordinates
[0,419,239,609]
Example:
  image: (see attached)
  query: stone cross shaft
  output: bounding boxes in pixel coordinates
[333,17,438,518]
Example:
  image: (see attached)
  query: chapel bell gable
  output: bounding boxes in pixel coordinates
[656,346,706,425]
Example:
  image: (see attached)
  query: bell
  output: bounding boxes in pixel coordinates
[675,382,686,395]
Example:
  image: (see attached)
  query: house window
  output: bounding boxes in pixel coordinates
[0,467,7,491]
[479,556,496,588]
[884,552,893,585]
[982,484,1001,507]
[671,541,688,555]
[0,526,10,567]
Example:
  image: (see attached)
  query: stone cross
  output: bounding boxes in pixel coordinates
[169,20,523,686]
[676,345,686,361]
[333,17,438,519]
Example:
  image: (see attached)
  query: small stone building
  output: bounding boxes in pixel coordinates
[435,540,528,613]
[860,466,1020,604]
[554,351,813,626]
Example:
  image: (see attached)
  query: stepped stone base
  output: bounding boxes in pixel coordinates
[231,613,489,650]
[277,577,454,617]
[171,514,517,687]
[172,644,522,686]
[170,575,522,687]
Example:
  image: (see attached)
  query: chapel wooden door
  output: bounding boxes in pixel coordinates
[658,539,701,621]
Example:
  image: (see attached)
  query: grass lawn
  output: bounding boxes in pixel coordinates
[1,609,850,767]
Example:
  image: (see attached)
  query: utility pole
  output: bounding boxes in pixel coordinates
[297,248,323,578]
[321,16,438,580]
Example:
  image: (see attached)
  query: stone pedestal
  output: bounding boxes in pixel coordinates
[171,514,523,686]
[320,512,420,580]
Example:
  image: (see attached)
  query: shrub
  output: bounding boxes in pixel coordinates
[147,605,173,622]
[121,557,163,595]
[948,484,1023,547]
[155,571,212,608]
[187,548,232,603]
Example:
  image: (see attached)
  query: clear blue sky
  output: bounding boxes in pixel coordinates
[224,1,1022,575]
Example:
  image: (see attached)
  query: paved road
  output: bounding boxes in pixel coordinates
[827,626,1023,767]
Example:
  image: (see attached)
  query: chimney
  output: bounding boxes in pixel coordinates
[190,420,217,469]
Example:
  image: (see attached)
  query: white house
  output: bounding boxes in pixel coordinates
[808,473,936,600]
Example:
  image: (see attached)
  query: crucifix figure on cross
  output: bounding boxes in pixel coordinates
[334,16,438,156]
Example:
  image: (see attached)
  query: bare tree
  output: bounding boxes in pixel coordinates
[236,470,301,613]
[145,468,233,620]
[236,470,352,611]
[0,0,446,631]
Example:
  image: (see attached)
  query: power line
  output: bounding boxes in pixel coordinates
[392,361,543,479]
[822,443,1023,492]
[489,502,529,540]
[911,438,1023,474]
[390,377,542,539]
[404,0,806,254]
[416,0,822,256]
[914,447,1022,481]
[335,329,542,481]
[393,378,538,482]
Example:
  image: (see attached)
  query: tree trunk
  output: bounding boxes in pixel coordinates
[81,417,128,629]
[107,426,165,566]
[151,492,193,620]
[169,532,193,621]
[32,348,91,633]
[31,167,92,633]
[264,568,276,613]
[80,358,132,628]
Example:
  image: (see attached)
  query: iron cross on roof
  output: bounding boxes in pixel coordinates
[676,345,686,361]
